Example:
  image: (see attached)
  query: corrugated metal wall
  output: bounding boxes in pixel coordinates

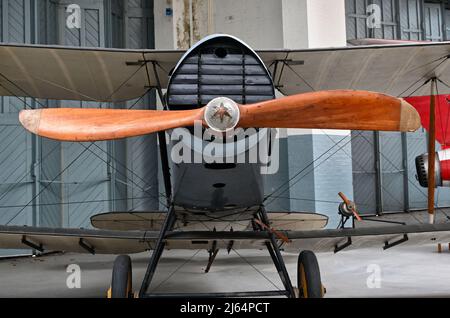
[0,0,36,238]
[0,0,38,256]
[346,0,450,214]
[346,0,399,39]
[0,0,158,246]
[123,0,159,213]
[56,0,110,228]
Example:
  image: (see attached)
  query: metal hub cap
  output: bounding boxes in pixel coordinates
[204,97,240,132]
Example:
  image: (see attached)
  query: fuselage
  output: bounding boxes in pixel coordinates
[166,34,275,212]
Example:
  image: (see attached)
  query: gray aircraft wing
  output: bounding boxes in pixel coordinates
[258,41,450,97]
[0,222,449,255]
[1,41,450,102]
[0,44,184,102]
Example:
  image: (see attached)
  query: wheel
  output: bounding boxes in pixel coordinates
[297,250,323,298]
[109,255,133,298]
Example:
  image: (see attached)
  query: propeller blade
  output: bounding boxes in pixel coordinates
[238,90,420,132]
[19,90,420,142]
[19,108,204,141]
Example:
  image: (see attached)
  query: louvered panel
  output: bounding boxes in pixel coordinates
[128,0,143,8]
[373,0,398,39]
[0,0,33,241]
[351,131,377,213]
[124,0,159,212]
[64,22,81,46]
[128,17,144,49]
[0,127,28,183]
[0,120,31,227]
[61,142,109,228]
[111,0,124,48]
[346,0,399,40]
[8,0,25,43]
[56,1,110,228]
[424,2,443,41]
[446,9,450,40]
[406,129,427,209]
[346,0,370,40]
[48,1,57,44]
[2,0,28,113]
[38,0,48,43]
[380,132,404,211]
[399,0,423,40]
[39,138,62,228]
[85,9,100,47]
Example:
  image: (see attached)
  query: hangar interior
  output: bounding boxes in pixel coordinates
[0,0,450,257]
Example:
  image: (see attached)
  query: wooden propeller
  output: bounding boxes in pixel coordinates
[19,90,420,142]
[19,108,203,142]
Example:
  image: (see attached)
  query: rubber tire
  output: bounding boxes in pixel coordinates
[297,250,323,298]
[111,255,132,298]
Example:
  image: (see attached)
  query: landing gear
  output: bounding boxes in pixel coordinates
[297,250,324,298]
[138,206,296,298]
[108,255,133,298]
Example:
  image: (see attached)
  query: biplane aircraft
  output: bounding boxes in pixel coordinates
[0,34,450,298]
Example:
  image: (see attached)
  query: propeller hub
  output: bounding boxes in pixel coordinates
[204,97,240,132]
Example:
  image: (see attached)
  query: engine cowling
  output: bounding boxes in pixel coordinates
[415,149,450,187]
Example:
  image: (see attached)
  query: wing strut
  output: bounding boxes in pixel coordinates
[150,60,172,205]
[253,218,291,243]
[428,78,437,224]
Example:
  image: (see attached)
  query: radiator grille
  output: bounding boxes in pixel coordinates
[167,37,275,110]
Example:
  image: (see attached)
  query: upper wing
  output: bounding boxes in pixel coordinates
[259,41,450,97]
[2,41,450,102]
[0,44,183,102]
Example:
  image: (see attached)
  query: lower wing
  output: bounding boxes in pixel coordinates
[1,222,449,255]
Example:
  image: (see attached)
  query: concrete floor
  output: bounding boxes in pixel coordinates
[0,244,449,298]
